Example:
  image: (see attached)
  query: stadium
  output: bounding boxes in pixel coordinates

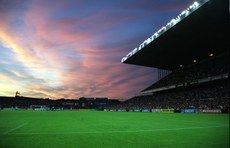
[120,0,230,113]
[0,0,229,147]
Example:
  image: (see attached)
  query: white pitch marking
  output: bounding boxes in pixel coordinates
[3,123,27,135]
[5,125,228,135]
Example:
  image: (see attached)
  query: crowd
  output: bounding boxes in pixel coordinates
[107,80,229,111]
[143,52,229,91]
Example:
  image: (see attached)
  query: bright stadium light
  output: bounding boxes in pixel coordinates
[209,53,214,57]
[121,0,209,63]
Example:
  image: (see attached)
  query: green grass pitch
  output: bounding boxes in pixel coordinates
[0,110,229,148]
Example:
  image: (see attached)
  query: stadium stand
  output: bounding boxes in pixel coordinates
[112,80,229,111]
[142,52,229,93]
[115,0,230,113]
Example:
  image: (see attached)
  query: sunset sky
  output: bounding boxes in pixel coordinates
[0,0,194,100]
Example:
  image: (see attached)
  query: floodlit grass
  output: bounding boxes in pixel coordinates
[0,110,229,148]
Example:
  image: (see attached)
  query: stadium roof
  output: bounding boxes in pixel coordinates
[121,0,230,70]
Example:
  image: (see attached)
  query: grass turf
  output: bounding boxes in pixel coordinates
[0,110,229,148]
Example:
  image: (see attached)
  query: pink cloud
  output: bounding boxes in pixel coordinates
[0,0,158,100]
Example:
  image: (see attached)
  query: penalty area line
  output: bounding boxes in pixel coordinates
[5,125,228,135]
[3,123,28,135]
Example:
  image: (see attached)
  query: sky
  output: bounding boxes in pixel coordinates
[0,0,194,100]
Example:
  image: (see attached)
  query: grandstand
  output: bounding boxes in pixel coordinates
[120,0,229,113]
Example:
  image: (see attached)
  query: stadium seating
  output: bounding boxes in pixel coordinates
[106,52,230,112]
[143,52,229,92]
